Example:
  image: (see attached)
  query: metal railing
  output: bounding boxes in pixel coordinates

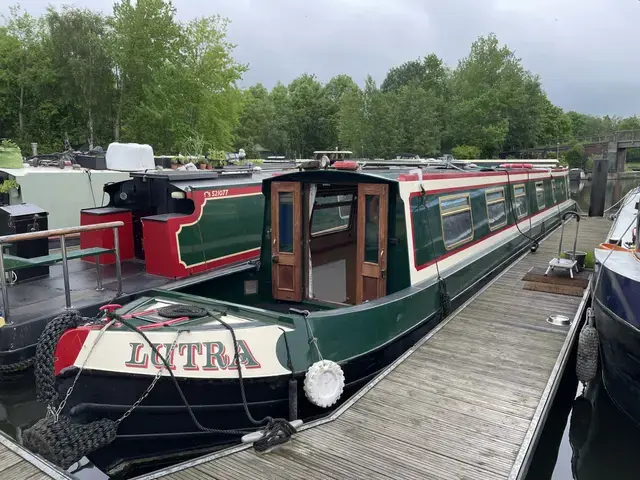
[0,221,124,322]
[527,129,640,152]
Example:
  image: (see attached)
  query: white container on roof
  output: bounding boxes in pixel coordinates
[106,142,155,171]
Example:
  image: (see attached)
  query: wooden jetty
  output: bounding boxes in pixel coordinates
[0,430,71,480]
[134,218,612,480]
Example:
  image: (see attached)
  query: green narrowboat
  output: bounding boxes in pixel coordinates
[31,161,574,476]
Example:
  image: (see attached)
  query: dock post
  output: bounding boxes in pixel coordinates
[60,235,72,309]
[288,379,298,421]
[0,245,9,321]
[113,227,123,296]
[588,159,608,217]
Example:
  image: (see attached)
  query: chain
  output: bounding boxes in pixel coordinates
[116,331,182,424]
[51,319,116,422]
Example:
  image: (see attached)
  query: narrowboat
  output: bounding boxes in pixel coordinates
[0,165,277,373]
[30,161,573,476]
[592,187,640,425]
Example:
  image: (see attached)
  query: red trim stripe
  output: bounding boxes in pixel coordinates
[398,167,567,182]
[411,199,569,272]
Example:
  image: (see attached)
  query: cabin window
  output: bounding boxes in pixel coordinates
[513,184,527,219]
[485,187,507,231]
[440,194,473,250]
[535,182,545,210]
[311,194,352,237]
[279,192,294,253]
[552,181,557,203]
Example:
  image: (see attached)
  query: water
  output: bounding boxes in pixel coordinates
[2,178,639,479]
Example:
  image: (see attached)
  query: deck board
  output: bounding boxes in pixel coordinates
[0,431,70,480]
[135,217,612,480]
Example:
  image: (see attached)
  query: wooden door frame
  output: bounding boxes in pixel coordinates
[271,181,302,302]
[355,183,389,304]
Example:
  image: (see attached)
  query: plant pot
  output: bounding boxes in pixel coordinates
[171,164,178,170]
[199,164,207,170]
[564,250,587,271]
[206,164,212,170]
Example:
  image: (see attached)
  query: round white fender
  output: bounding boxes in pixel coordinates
[303,360,345,408]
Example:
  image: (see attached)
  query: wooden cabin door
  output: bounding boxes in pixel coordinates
[356,184,389,304]
[271,182,302,302]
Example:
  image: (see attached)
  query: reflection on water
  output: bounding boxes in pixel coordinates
[570,178,640,212]
[567,378,640,480]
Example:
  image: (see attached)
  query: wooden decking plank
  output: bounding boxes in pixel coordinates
[0,448,21,472]
[358,393,525,446]
[371,377,531,433]
[0,461,43,480]
[407,351,550,393]
[385,370,534,419]
[340,408,514,476]
[420,344,554,387]
[311,418,504,480]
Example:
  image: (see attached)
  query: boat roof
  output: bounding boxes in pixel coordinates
[269,161,568,185]
[314,150,352,154]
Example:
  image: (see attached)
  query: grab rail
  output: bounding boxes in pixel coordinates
[0,221,124,322]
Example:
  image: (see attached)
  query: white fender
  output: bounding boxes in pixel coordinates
[303,360,345,408]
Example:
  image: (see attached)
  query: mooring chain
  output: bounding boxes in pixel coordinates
[50,318,117,422]
[117,332,182,424]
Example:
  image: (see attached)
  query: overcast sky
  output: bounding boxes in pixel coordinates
[3,0,640,116]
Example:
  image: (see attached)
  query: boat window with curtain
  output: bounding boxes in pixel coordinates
[486,187,507,231]
[513,184,528,219]
[440,194,474,250]
[535,182,545,210]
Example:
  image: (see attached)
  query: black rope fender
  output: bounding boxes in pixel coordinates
[24,309,119,469]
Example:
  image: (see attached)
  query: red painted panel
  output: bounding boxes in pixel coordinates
[142,218,182,278]
[80,210,134,264]
[54,327,92,375]
[142,185,262,279]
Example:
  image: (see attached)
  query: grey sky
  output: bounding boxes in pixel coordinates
[4,0,640,116]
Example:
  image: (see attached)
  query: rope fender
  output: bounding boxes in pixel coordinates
[33,310,88,405]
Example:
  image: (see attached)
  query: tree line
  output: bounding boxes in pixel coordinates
[1,1,639,159]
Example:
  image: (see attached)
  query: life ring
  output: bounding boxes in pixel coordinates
[303,360,345,408]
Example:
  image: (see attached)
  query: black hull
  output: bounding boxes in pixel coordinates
[60,310,442,477]
[594,298,640,426]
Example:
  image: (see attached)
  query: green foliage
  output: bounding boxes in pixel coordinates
[0,179,19,193]
[0,7,638,160]
[585,156,595,172]
[452,145,481,160]
[0,1,244,154]
[565,143,585,168]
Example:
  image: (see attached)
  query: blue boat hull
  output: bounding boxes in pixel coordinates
[594,265,640,425]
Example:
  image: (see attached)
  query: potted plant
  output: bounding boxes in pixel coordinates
[0,179,20,205]
[170,157,179,170]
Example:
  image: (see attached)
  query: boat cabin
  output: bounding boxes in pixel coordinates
[193,161,572,313]
[79,166,270,279]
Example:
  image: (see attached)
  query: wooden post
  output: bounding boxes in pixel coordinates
[589,159,608,217]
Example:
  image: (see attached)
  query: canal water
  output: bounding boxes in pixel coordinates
[1,178,639,479]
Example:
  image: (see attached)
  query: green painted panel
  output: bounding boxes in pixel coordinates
[278,200,574,371]
[178,195,264,266]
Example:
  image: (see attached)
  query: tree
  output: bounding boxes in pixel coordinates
[46,6,113,148]
[452,145,480,159]
[450,34,548,156]
[2,6,50,141]
[564,143,585,168]
[110,0,182,142]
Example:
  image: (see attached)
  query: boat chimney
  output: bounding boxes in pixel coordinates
[588,159,608,217]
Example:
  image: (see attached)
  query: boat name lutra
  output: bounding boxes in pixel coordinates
[124,340,261,370]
